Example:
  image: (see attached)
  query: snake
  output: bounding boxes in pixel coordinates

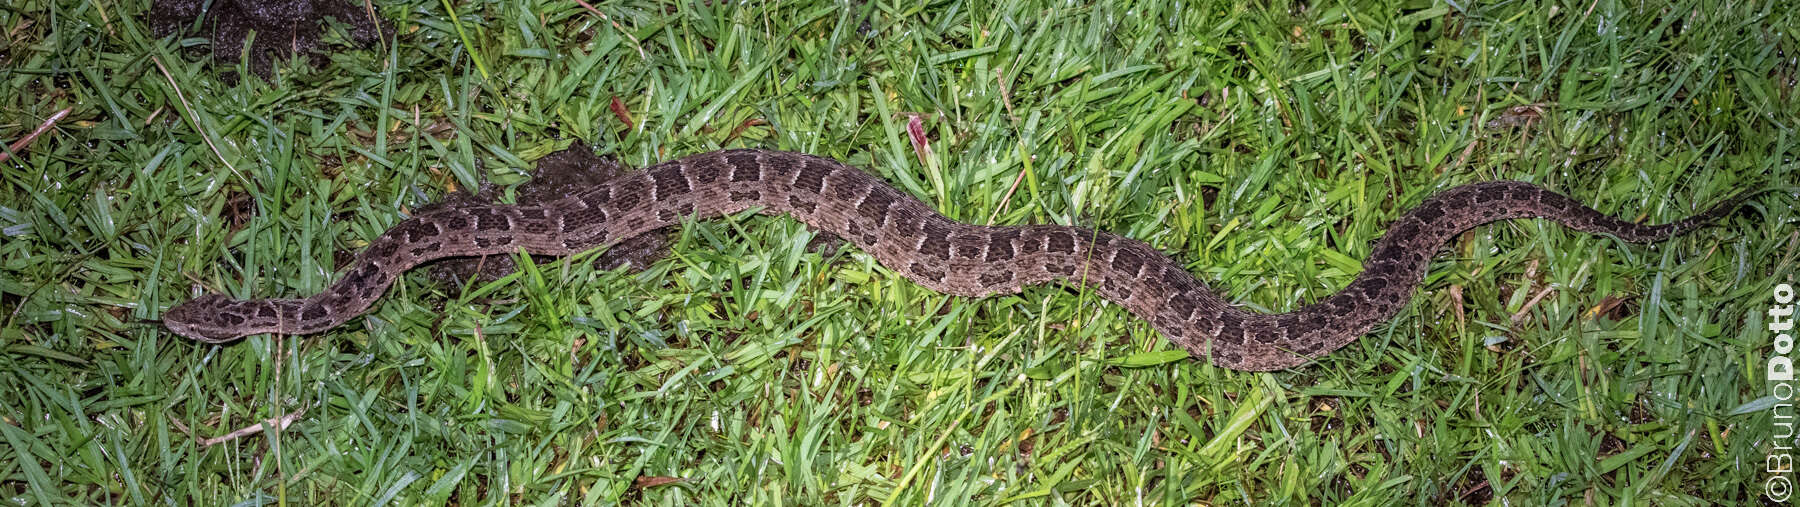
[162,149,1754,370]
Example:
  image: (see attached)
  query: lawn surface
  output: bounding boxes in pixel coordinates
[1,0,1795,504]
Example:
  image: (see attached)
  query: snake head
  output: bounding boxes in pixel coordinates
[163,294,263,343]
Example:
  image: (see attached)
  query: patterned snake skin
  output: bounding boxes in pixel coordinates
[163,149,1753,370]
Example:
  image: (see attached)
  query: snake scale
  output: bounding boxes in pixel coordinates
[163,149,1753,370]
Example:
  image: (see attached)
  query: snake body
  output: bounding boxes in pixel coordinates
[163,149,1750,370]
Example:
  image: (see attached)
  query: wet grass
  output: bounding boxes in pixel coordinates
[0,0,1795,503]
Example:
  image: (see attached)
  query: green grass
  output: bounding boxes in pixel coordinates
[1,0,1795,503]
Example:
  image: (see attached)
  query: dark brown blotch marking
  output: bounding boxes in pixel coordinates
[730,190,762,202]
[1018,231,1042,254]
[1540,193,1573,213]
[565,208,606,228]
[1365,259,1397,277]
[1288,315,1323,335]
[397,220,440,243]
[1506,184,1539,203]
[1474,185,1507,203]
[468,208,509,231]
[1160,267,1195,296]
[1110,247,1144,276]
[1362,277,1388,292]
[1045,230,1076,254]
[860,185,899,227]
[1297,339,1324,354]
[1390,218,1420,242]
[690,157,723,183]
[985,230,1018,262]
[729,153,763,181]
[832,173,866,201]
[1412,202,1444,222]
[920,221,952,261]
[794,158,831,194]
[978,270,1014,287]
[611,179,647,212]
[951,234,984,260]
[1102,278,1132,300]
[727,159,763,181]
[909,262,946,283]
[369,240,399,260]
[888,210,920,236]
[788,196,817,214]
[1220,316,1264,344]
[1166,292,1198,321]
[651,165,690,197]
